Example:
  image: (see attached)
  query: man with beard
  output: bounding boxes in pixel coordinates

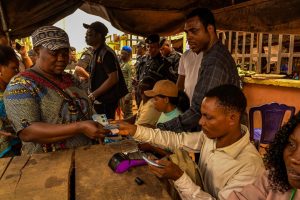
[84,21,128,119]
[157,8,240,132]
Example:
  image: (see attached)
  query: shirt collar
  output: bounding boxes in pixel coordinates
[216,125,250,159]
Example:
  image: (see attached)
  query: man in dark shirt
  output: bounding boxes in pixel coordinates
[157,8,240,132]
[160,38,181,78]
[136,34,177,83]
[84,21,128,119]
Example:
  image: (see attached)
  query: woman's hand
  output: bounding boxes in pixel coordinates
[79,120,109,139]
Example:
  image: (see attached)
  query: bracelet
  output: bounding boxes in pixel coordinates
[88,93,96,102]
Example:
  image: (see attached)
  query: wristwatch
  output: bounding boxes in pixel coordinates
[88,93,96,102]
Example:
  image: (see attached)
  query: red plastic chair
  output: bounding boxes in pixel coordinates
[249,102,295,149]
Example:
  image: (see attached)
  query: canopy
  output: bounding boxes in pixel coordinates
[2,0,300,39]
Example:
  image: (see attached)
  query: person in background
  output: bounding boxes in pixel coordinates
[120,45,134,119]
[157,8,240,132]
[65,46,77,74]
[133,40,147,107]
[144,79,189,124]
[110,84,264,200]
[11,40,33,72]
[0,45,21,157]
[84,21,128,119]
[28,49,37,65]
[125,77,161,126]
[176,48,203,105]
[159,38,181,78]
[136,34,176,83]
[4,26,103,155]
[228,111,300,200]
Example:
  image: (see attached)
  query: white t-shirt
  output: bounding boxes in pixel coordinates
[178,50,203,104]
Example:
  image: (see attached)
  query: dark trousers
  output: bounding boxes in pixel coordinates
[93,100,118,120]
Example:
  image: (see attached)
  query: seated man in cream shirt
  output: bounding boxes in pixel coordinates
[110,84,264,200]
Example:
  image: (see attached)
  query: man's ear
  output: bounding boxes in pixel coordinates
[207,25,215,34]
[228,111,239,126]
[164,97,169,104]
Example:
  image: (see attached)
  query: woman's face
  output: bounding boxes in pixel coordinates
[283,124,300,189]
[153,96,168,112]
[0,60,19,85]
[37,47,69,75]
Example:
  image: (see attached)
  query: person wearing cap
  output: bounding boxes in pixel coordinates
[84,21,128,119]
[3,26,102,154]
[157,8,240,132]
[136,34,177,84]
[119,45,134,119]
[159,38,181,78]
[144,80,189,124]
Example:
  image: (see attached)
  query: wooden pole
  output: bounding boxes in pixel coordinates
[0,0,10,42]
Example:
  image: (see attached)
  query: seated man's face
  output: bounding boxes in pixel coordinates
[199,97,232,139]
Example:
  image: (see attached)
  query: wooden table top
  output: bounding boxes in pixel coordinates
[0,142,171,200]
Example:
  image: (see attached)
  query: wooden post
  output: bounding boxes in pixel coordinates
[242,32,246,69]
[276,34,283,74]
[257,33,263,73]
[228,31,232,53]
[266,34,272,73]
[288,35,295,75]
[250,33,254,71]
[0,0,9,42]
[235,32,239,64]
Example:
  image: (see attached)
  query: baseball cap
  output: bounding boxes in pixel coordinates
[122,46,132,53]
[145,34,160,44]
[31,26,70,50]
[83,21,108,36]
[144,80,178,97]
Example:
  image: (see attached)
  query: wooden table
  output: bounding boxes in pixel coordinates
[0,143,171,200]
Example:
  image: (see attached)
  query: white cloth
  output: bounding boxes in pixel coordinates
[133,125,264,200]
[178,50,203,104]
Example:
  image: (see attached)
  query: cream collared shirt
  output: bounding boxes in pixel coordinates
[134,125,264,200]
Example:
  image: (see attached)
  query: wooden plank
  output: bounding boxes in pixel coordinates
[288,35,295,75]
[75,144,171,200]
[242,32,246,69]
[234,32,239,63]
[257,33,263,73]
[266,34,272,73]
[0,157,13,180]
[277,34,283,74]
[0,150,73,200]
[228,31,232,53]
[250,33,254,71]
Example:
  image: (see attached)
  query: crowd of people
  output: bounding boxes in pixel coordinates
[0,7,299,200]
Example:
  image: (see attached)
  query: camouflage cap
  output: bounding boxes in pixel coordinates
[31,26,70,50]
